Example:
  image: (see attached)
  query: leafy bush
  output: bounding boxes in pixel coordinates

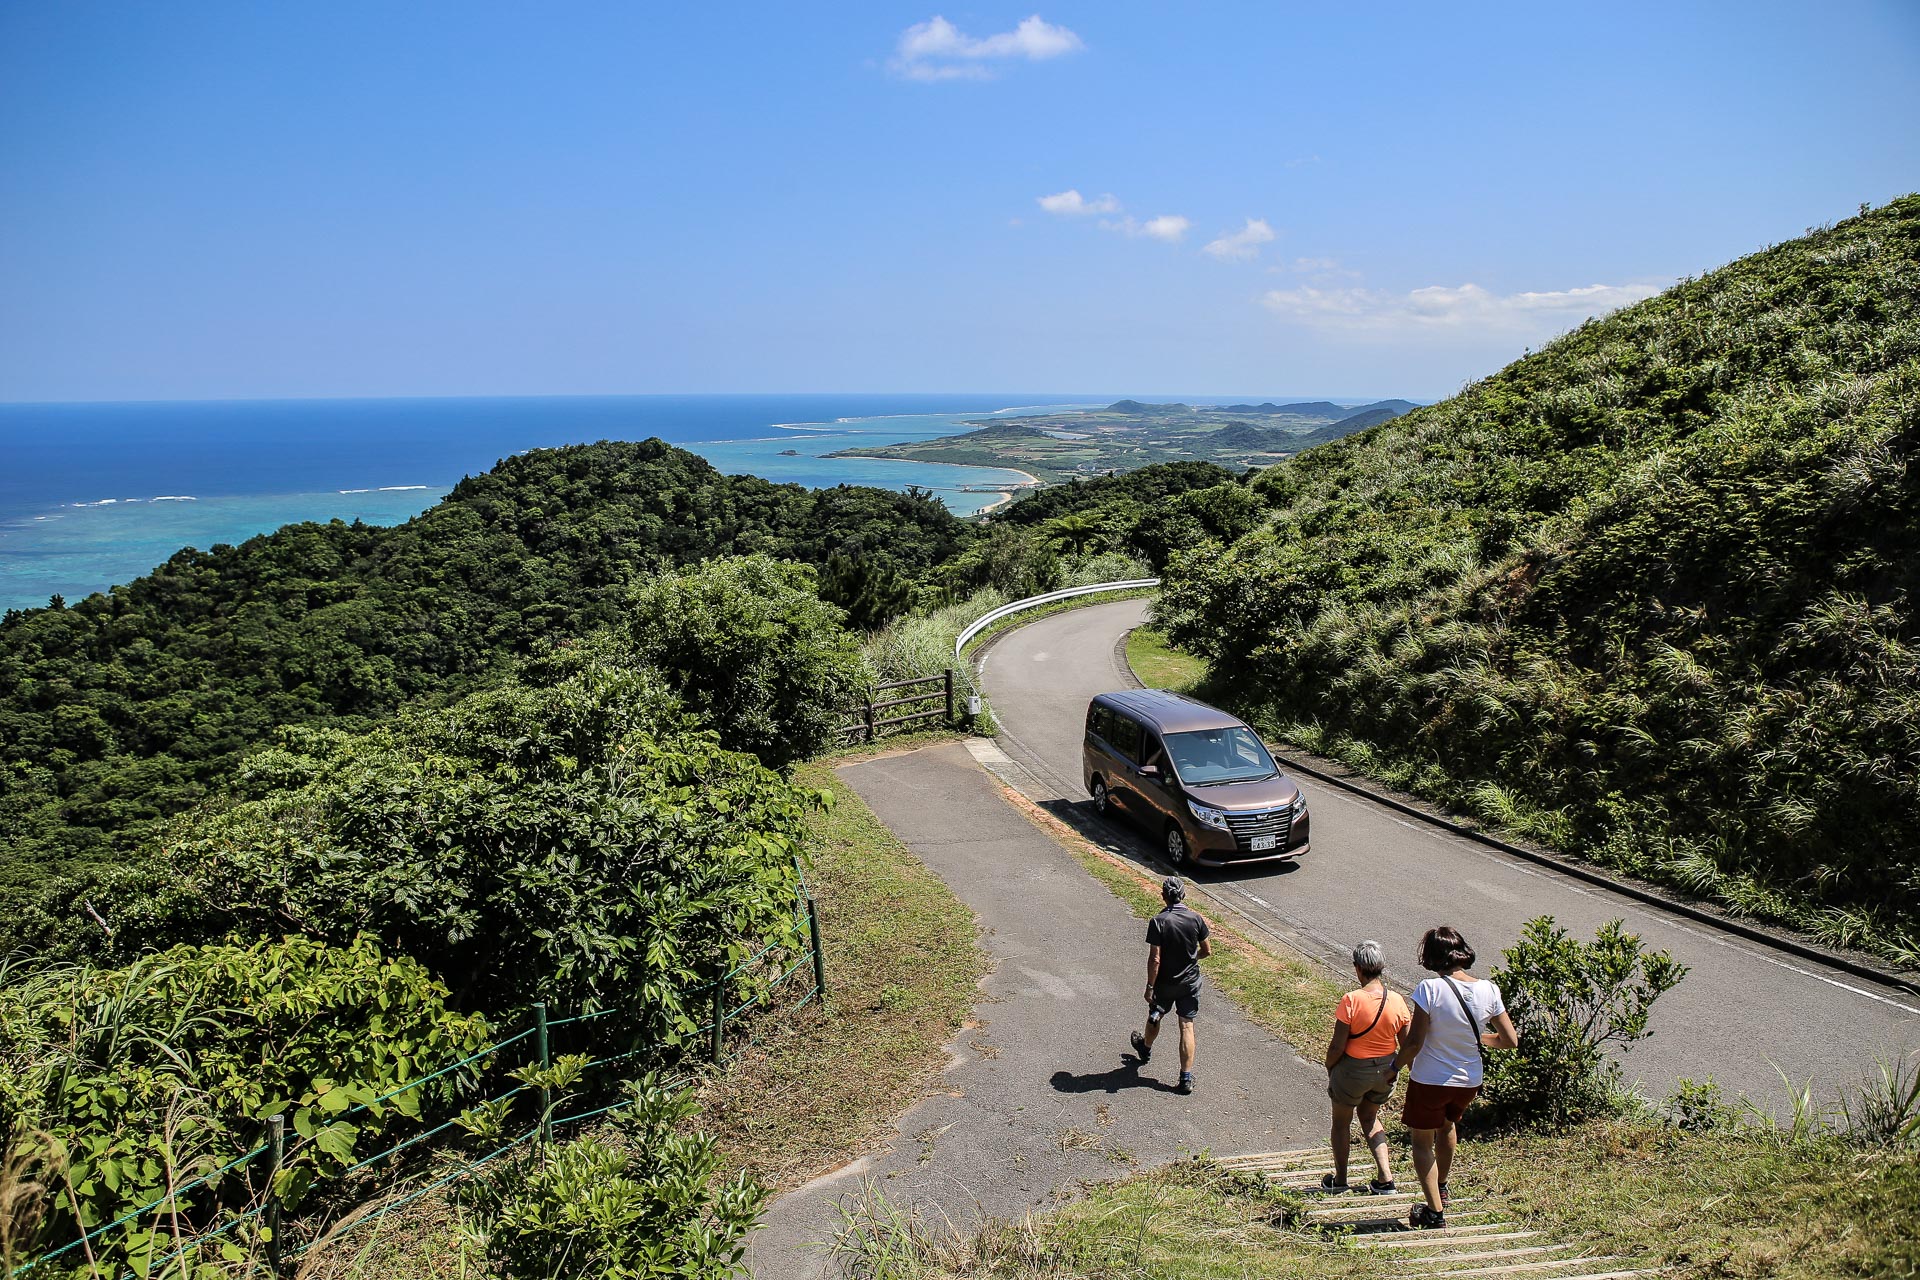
[626,556,867,771]
[821,552,915,632]
[1664,1077,1734,1133]
[0,935,488,1275]
[1160,197,1920,960]
[459,1077,765,1280]
[93,649,819,1031]
[1483,916,1687,1128]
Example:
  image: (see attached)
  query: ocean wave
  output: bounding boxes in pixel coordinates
[150,495,197,502]
[338,488,373,494]
[377,485,431,491]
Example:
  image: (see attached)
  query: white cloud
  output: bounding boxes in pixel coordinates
[894,14,1084,80]
[1261,280,1662,335]
[1203,218,1276,261]
[1038,189,1121,216]
[1099,214,1190,242]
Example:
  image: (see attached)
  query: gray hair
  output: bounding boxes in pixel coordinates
[1351,940,1386,979]
[1161,876,1186,905]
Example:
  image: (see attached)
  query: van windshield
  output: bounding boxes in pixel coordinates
[1165,726,1277,785]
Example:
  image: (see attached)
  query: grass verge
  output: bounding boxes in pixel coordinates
[696,755,988,1192]
[1123,626,1207,693]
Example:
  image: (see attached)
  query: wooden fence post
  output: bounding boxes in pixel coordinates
[944,669,955,725]
[864,698,876,743]
[710,973,726,1063]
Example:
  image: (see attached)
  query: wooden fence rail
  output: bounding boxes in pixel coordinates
[837,670,956,743]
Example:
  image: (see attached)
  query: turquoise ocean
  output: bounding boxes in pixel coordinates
[0,394,1102,613]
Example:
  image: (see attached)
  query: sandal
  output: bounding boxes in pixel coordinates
[1319,1173,1350,1193]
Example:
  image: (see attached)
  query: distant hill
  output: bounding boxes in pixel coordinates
[1209,421,1291,451]
[1160,195,1920,965]
[1326,401,1418,433]
[1106,400,1193,415]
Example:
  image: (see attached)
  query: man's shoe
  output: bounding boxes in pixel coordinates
[1130,1031,1151,1063]
[1177,1071,1195,1095]
[1408,1203,1446,1230]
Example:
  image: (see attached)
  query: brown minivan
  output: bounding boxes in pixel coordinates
[1083,689,1310,867]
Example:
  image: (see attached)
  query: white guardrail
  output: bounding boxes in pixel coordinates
[953,579,1162,662]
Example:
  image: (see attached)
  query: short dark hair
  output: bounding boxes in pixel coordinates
[1419,926,1475,973]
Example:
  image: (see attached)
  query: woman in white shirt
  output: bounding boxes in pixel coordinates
[1387,925,1520,1230]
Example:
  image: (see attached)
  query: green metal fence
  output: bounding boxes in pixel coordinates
[16,884,828,1280]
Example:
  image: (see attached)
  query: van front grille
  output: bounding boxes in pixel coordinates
[1225,807,1292,848]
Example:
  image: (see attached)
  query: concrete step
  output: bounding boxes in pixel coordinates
[1410,1256,1620,1277]
[1358,1229,1538,1249]
[1402,1244,1582,1266]
[1309,1197,1475,1218]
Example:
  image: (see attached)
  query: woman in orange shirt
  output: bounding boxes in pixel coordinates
[1321,939,1413,1192]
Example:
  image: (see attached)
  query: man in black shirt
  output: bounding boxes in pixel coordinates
[1130,876,1211,1095]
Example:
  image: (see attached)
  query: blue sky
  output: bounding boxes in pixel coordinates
[2,2,1915,403]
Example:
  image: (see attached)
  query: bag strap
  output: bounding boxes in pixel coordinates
[1440,976,1490,1065]
[1348,981,1391,1041]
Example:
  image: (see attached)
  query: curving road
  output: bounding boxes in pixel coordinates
[979,598,1920,1112]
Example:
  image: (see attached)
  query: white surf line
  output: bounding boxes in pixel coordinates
[1309,782,1920,1018]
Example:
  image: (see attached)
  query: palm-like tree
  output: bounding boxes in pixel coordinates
[1046,513,1106,556]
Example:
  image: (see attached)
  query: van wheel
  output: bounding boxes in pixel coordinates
[1165,824,1190,866]
[1091,778,1111,816]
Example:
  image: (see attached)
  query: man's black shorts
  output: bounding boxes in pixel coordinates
[1152,983,1200,1022]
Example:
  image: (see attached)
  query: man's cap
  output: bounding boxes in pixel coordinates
[1161,876,1186,902]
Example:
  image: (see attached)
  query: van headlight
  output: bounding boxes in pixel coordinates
[1188,801,1231,832]
[1290,790,1308,817]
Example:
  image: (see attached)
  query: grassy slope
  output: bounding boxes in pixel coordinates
[1122,626,1206,694]
[1160,196,1920,966]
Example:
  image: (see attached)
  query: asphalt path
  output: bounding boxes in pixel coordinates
[979,598,1920,1113]
[749,742,1325,1278]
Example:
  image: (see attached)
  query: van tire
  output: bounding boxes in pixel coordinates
[1091,778,1111,816]
[1165,823,1190,866]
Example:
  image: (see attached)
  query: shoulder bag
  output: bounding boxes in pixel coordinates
[1440,975,1492,1070]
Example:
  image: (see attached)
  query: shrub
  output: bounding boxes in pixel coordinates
[0,935,488,1276]
[1664,1077,1735,1132]
[459,1077,765,1279]
[1839,1053,1920,1151]
[1483,916,1687,1128]
[113,649,820,1030]
[627,556,867,770]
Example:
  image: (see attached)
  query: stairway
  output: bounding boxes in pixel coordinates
[1216,1148,1662,1279]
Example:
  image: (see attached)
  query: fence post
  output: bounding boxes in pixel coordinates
[807,895,827,1002]
[864,697,876,744]
[944,669,955,725]
[265,1113,285,1277]
[534,1001,551,1143]
[710,970,726,1064]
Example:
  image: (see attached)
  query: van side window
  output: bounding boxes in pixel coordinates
[1109,714,1142,762]
[1087,704,1112,743]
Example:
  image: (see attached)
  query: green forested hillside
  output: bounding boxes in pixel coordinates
[1161,196,1920,963]
[0,440,962,894]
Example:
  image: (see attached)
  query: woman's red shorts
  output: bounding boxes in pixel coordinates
[1402,1079,1480,1130]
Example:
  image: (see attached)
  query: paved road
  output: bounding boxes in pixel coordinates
[749,742,1325,1279]
[979,598,1920,1113]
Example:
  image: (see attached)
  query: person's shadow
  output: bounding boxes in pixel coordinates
[1050,1055,1181,1095]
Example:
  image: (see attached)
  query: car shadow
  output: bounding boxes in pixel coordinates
[1050,1057,1182,1095]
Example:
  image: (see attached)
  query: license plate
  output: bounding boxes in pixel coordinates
[1250,835,1277,852]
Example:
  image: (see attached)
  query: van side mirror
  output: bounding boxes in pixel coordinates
[1138,763,1160,777]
